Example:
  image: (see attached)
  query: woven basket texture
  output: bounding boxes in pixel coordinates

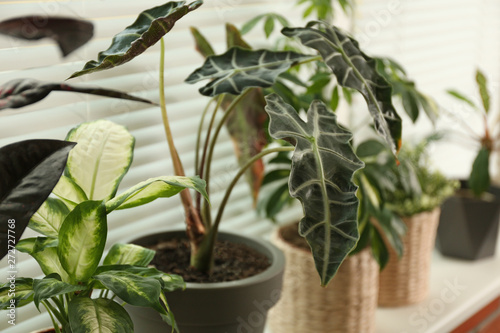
[378,208,441,307]
[268,227,379,333]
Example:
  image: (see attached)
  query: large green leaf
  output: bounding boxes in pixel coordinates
[105,176,209,212]
[58,201,107,282]
[69,1,203,79]
[185,47,315,96]
[0,79,155,111]
[469,147,490,197]
[28,198,70,238]
[92,270,165,312]
[282,22,402,154]
[69,297,134,333]
[0,139,75,260]
[65,120,135,201]
[264,94,363,286]
[0,16,93,57]
[0,278,33,310]
[33,275,86,309]
[103,244,155,267]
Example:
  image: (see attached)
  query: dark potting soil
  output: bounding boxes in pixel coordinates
[150,238,271,283]
[279,222,311,253]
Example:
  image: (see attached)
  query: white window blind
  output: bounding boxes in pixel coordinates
[352,0,500,179]
[0,1,304,331]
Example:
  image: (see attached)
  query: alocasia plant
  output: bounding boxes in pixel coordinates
[1,120,208,333]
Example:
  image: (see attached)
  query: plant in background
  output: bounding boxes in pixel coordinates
[446,69,497,197]
[0,120,208,333]
[353,134,458,267]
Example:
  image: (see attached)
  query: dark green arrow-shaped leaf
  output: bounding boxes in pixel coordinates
[264,93,363,286]
[0,16,93,57]
[0,140,75,260]
[282,22,402,154]
[185,47,315,96]
[0,78,155,111]
[69,1,202,79]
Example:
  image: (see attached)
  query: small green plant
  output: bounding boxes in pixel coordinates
[0,120,208,333]
[446,69,496,197]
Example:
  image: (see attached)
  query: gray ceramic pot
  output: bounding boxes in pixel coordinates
[125,229,285,333]
[436,180,500,260]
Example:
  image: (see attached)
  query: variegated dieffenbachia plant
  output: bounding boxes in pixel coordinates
[0,120,208,333]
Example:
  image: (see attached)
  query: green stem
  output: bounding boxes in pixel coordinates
[196,95,224,225]
[42,301,62,333]
[159,38,205,242]
[203,89,252,202]
[195,96,218,175]
[43,300,67,329]
[211,146,294,233]
[192,146,295,273]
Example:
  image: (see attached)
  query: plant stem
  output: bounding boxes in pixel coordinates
[196,95,224,226]
[194,146,294,271]
[195,96,217,175]
[43,300,68,329]
[212,146,294,232]
[159,38,206,244]
[203,89,252,202]
[43,301,62,333]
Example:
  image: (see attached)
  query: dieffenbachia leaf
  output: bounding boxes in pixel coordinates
[0,278,34,310]
[52,175,88,209]
[282,22,402,154]
[105,176,209,212]
[264,94,363,286]
[69,297,134,333]
[0,16,93,57]
[58,201,107,283]
[16,237,58,254]
[65,120,135,202]
[103,244,155,267]
[20,246,70,282]
[92,270,165,313]
[185,47,315,96]
[0,79,155,111]
[0,139,75,260]
[94,265,185,292]
[28,198,70,238]
[69,1,203,79]
[469,147,490,197]
[33,275,86,310]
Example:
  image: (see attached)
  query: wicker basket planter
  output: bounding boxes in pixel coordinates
[268,225,379,333]
[378,208,440,307]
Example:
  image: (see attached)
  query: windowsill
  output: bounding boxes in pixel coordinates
[375,248,500,333]
[265,230,500,333]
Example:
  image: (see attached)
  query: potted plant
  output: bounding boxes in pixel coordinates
[358,136,458,307]
[0,119,209,333]
[1,2,403,332]
[436,69,500,260]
